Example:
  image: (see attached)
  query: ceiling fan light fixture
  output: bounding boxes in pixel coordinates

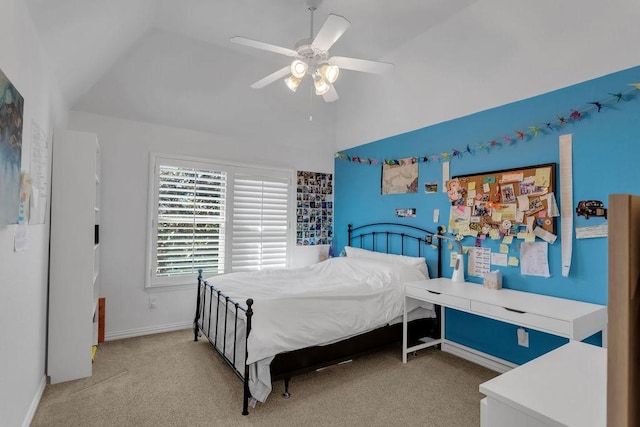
[314,75,330,96]
[232,5,393,103]
[290,60,308,78]
[284,75,302,92]
[320,64,339,83]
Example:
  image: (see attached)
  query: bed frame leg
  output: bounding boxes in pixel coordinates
[282,377,291,399]
[242,299,254,415]
[242,388,249,415]
[194,269,203,342]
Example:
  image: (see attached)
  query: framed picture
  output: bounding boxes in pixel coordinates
[381,158,418,194]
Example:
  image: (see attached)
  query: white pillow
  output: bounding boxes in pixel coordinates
[344,246,429,278]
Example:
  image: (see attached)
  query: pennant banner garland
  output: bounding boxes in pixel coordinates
[335,83,640,166]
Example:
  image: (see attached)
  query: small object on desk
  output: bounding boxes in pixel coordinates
[484,270,502,290]
[434,231,465,282]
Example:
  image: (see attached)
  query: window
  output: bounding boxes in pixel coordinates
[146,154,294,288]
[232,174,290,272]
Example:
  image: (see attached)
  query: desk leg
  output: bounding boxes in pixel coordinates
[402,295,408,363]
[440,305,446,345]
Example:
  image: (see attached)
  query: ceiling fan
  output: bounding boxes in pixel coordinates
[230,0,393,102]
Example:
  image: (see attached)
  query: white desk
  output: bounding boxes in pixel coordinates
[479,341,606,426]
[402,278,607,363]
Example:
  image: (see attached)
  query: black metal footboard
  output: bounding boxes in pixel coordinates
[193,269,254,415]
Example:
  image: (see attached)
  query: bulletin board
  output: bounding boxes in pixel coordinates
[448,163,557,236]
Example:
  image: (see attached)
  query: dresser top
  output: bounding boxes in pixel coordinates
[479,341,606,426]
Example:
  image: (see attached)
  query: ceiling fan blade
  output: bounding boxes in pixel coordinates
[311,14,351,51]
[322,84,339,103]
[331,56,394,74]
[250,66,291,89]
[231,36,298,57]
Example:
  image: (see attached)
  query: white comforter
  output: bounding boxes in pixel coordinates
[204,256,434,401]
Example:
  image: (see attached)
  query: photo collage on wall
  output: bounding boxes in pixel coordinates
[296,171,333,246]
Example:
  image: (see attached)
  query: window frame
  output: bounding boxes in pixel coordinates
[145,153,295,289]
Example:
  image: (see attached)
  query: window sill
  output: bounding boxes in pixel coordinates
[145,282,197,293]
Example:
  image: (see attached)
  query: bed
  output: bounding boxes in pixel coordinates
[193,223,443,415]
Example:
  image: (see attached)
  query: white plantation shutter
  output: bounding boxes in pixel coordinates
[155,165,226,280]
[147,154,293,288]
[232,174,289,272]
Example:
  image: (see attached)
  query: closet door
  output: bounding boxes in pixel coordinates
[607,194,640,426]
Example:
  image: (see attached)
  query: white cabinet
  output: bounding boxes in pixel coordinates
[48,129,100,384]
[479,341,606,426]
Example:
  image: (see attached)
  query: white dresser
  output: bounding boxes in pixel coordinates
[479,341,606,426]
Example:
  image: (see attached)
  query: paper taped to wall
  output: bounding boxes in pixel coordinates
[576,224,608,239]
[559,134,573,277]
[520,242,550,278]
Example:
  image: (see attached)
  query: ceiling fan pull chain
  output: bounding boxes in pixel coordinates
[309,5,314,39]
[309,83,314,122]
[307,0,319,38]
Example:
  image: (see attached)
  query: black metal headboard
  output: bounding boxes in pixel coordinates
[347,223,443,278]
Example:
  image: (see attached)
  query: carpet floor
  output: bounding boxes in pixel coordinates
[33,329,497,426]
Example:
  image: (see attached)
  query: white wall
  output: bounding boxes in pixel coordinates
[68,111,333,339]
[334,0,640,150]
[0,1,68,426]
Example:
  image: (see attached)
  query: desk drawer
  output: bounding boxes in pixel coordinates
[406,286,470,310]
[471,300,571,336]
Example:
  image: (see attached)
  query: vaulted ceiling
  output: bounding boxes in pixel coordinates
[23,0,476,146]
[25,0,640,150]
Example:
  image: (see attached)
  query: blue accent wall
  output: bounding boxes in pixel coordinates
[335,65,640,363]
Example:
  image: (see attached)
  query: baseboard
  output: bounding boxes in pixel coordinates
[22,375,46,427]
[105,321,192,341]
[442,341,516,373]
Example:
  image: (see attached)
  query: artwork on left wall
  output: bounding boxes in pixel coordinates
[0,67,25,226]
[296,171,333,246]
